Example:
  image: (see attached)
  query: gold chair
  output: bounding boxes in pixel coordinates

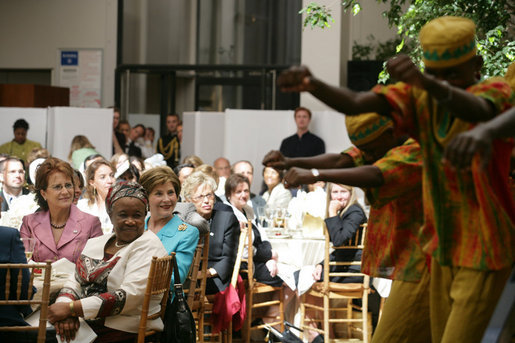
[242,220,285,342]
[137,254,174,343]
[183,232,217,342]
[0,261,52,343]
[300,223,370,343]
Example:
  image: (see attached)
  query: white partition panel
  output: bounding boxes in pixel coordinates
[310,110,352,155]
[0,107,47,149]
[182,112,225,165]
[224,109,295,194]
[47,107,112,161]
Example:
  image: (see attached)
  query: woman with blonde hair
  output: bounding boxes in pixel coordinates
[77,160,115,232]
[68,135,99,170]
[314,183,366,283]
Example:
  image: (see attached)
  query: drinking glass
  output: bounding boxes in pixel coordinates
[257,206,266,228]
[21,238,36,261]
[264,207,275,228]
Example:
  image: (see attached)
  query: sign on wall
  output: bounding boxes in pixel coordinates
[58,49,102,108]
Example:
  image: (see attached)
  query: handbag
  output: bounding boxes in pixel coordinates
[160,255,196,343]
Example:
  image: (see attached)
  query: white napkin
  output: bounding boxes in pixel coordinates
[372,277,392,298]
[297,265,317,296]
[25,310,97,343]
[52,258,76,275]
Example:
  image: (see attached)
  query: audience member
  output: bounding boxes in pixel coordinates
[48,182,168,342]
[126,124,145,158]
[0,157,29,212]
[68,135,100,170]
[110,152,129,172]
[157,113,181,169]
[140,166,200,286]
[78,160,115,231]
[26,148,50,167]
[141,127,155,158]
[225,173,282,286]
[214,157,231,198]
[279,107,325,158]
[0,119,42,164]
[117,120,130,143]
[232,160,266,217]
[20,158,102,263]
[182,154,203,168]
[110,106,126,155]
[174,163,195,186]
[181,171,239,295]
[262,166,292,209]
[72,169,84,205]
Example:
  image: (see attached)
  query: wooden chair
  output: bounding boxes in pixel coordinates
[183,232,217,342]
[137,254,174,343]
[0,261,52,343]
[242,220,285,342]
[300,223,370,343]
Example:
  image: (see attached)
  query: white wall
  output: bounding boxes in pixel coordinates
[0,0,117,107]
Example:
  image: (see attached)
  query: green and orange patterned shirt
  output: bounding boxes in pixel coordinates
[344,138,427,282]
[373,78,515,270]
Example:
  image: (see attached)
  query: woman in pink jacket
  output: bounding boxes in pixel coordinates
[20,158,102,263]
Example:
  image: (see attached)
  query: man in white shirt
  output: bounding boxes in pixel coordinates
[0,158,29,212]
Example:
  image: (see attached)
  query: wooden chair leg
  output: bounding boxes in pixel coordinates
[363,293,369,343]
[324,293,330,342]
[347,300,352,338]
[279,287,285,332]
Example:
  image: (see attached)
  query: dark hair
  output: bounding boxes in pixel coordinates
[83,154,103,170]
[108,106,120,114]
[74,169,85,189]
[34,158,75,211]
[294,106,312,119]
[262,166,284,180]
[225,173,250,201]
[134,124,145,131]
[118,119,130,126]
[117,164,141,183]
[146,127,155,135]
[167,113,179,119]
[13,119,29,131]
[174,163,194,176]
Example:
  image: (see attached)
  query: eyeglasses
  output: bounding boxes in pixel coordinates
[49,183,74,191]
[191,193,214,202]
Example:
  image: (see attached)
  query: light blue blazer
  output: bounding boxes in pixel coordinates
[145,215,199,286]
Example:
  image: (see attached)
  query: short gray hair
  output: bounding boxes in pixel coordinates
[181,171,217,201]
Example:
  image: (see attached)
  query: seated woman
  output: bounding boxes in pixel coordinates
[181,171,239,295]
[78,160,115,232]
[48,182,168,342]
[21,158,103,263]
[262,167,292,209]
[307,183,367,343]
[139,166,201,285]
[225,173,282,286]
[313,183,367,283]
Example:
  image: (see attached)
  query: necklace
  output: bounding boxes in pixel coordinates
[50,221,66,229]
[115,240,128,248]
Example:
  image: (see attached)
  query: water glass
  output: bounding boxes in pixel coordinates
[21,238,36,261]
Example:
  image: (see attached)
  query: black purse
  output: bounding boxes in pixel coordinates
[160,256,196,343]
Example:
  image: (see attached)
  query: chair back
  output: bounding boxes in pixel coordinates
[0,261,52,343]
[137,254,174,343]
[233,220,251,287]
[323,223,369,291]
[185,232,209,310]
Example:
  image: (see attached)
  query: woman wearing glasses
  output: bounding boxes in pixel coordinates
[20,158,103,263]
[181,171,239,294]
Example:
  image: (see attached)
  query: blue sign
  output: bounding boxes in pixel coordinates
[61,51,78,66]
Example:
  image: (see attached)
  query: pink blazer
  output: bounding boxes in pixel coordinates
[20,204,103,263]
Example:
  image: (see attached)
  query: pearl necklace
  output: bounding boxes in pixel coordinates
[51,221,66,229]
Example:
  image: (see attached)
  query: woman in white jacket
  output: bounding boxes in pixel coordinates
[48,181,167,342]
[262,166,292,209]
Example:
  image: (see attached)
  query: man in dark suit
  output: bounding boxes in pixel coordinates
[0,157,29,212]
[110,107,126,155]
[126,124,145,158]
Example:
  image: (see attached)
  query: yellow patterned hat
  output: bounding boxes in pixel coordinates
[345,113,394,146]
[420,16,476,68]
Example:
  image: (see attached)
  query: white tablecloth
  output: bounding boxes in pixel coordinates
[269,237,325,269]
